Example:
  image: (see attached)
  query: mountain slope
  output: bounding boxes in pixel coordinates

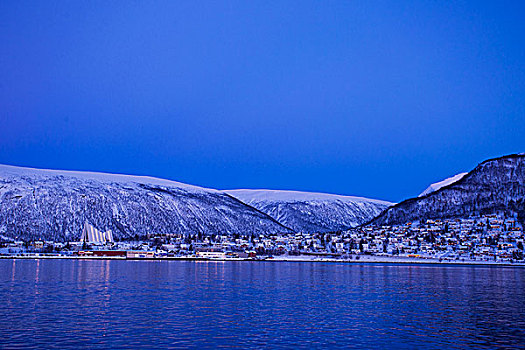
[370,154,525,226]
[226,189,392,233]
[0,164,291,241]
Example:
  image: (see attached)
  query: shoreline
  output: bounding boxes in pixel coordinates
[1,254,524,267]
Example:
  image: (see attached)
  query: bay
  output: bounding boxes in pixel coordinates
[1,260,524,349]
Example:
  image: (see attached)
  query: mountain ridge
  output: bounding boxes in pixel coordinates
[369,153,525,226]
[0,164,290,241]
[0,163,387,240]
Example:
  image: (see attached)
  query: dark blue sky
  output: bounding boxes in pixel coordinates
[1,1,524,202]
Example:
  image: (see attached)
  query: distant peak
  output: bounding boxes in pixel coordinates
[419,172,468,197]
[225,188,392,206]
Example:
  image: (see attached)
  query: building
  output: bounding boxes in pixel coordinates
[196,250,227,259]
[126,251,155,259]
[80,222,114,244]
[77,250,126,257]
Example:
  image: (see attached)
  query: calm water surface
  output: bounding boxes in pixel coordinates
[0,260,524,349]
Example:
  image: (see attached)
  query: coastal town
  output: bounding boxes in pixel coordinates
[0,213,523,265]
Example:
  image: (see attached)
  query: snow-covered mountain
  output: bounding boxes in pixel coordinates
[419,172,467,197]
[0,164,291,241]
[370,154,525,226]
[226,189,392,233]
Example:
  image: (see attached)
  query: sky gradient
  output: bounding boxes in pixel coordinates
[1,1,524,202]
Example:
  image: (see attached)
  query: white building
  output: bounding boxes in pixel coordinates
[80,222,114,244]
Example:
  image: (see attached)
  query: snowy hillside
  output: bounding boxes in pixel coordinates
[226,189,392,233]
[371,154,525,226]
[0,164,290,241]
[419,173,467,197]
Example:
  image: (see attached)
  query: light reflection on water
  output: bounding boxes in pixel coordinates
[0,260,524,349]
